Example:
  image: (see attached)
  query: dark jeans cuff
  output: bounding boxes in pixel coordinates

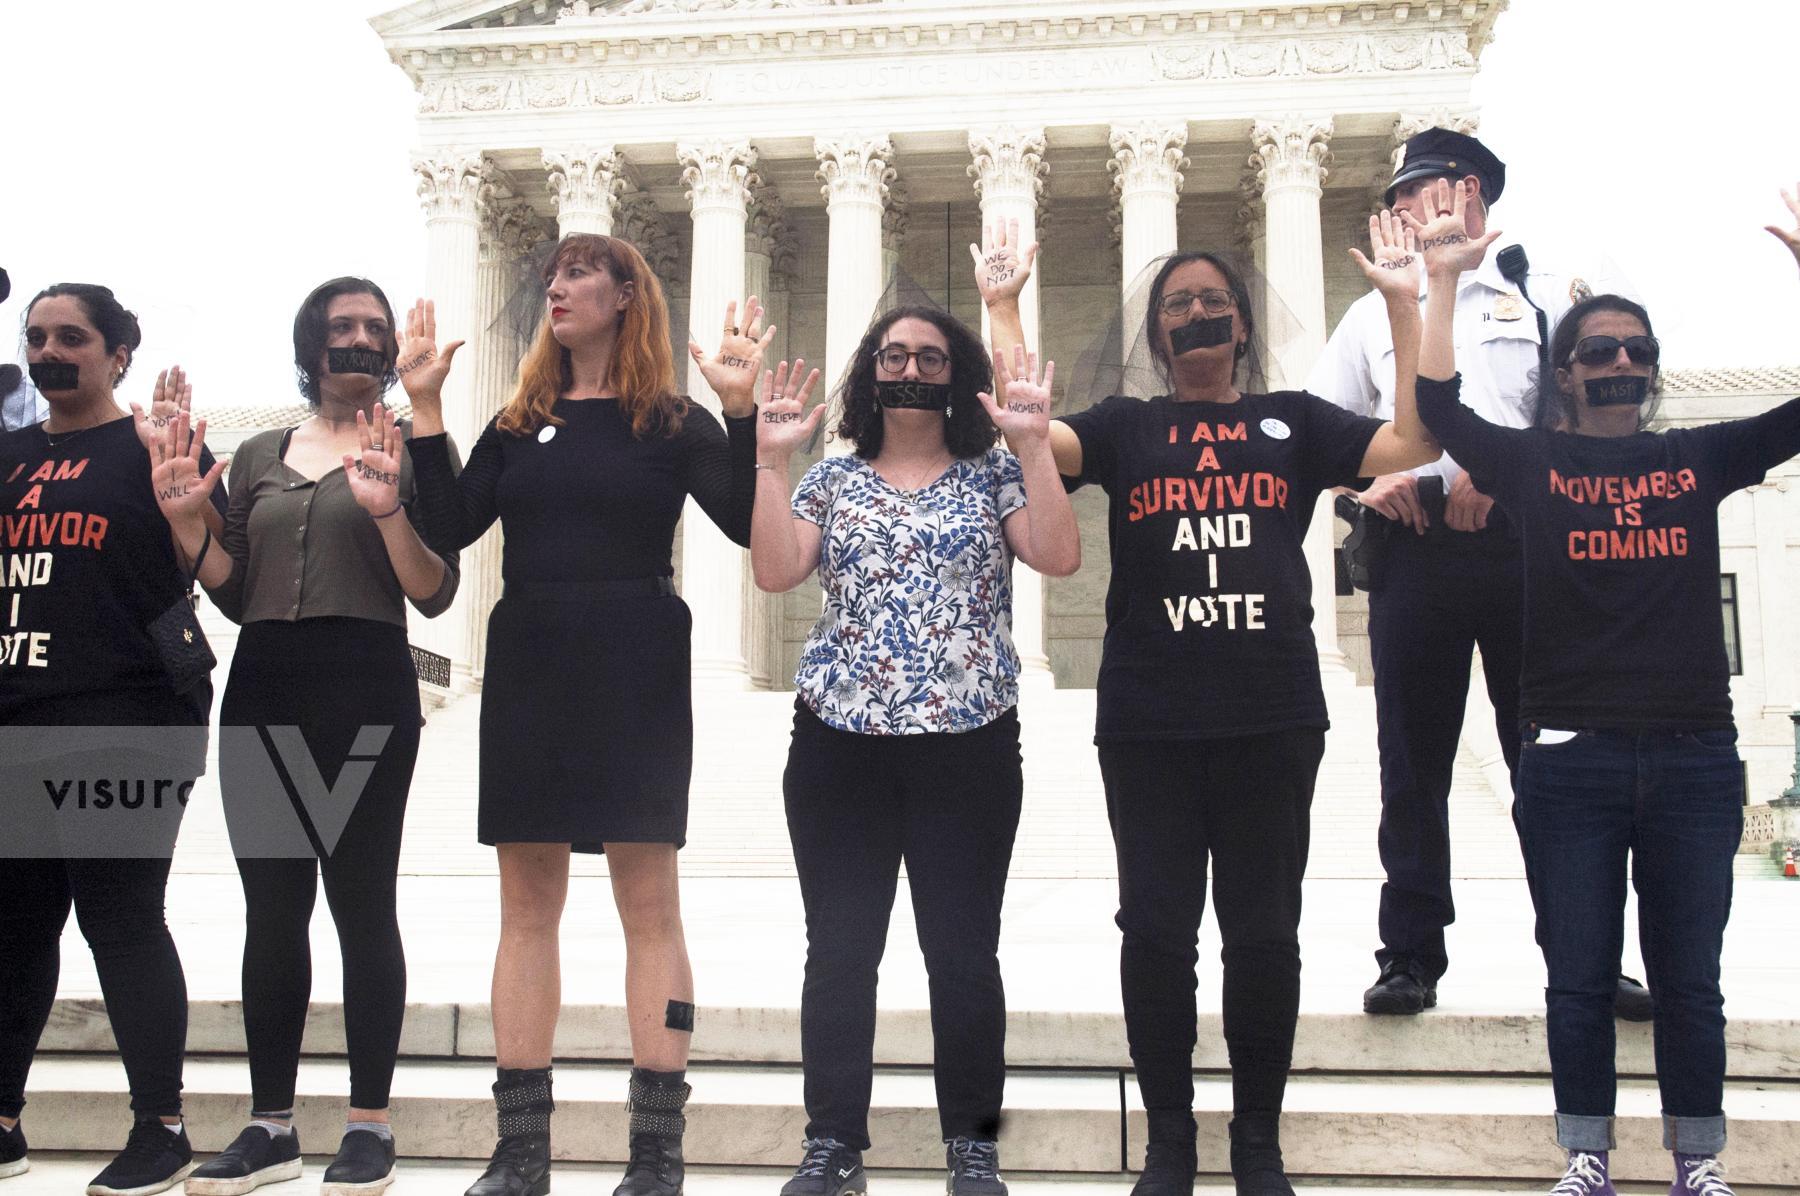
[1554,1112,1615,1152]
[1664,1112,1726,1153]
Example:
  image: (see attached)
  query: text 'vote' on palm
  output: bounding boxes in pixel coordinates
[689,296,775,416]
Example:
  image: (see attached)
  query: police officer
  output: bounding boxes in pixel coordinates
[1307,129,1651,1019]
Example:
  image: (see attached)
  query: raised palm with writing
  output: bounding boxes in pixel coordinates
[976,344,1054,445]
[342,404,405,518]
[1400,178,1500,276]
[755,358,825,462]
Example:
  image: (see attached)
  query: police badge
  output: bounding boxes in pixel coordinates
[1492,294,1525,321]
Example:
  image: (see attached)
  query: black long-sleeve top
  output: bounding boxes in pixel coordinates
[1417,373,1800,730]
[408,397,756,582]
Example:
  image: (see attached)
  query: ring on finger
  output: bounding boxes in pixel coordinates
[724,325,739,336]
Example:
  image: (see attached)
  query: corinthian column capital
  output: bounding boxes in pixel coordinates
[1108,121,1188,201]
[480,197,553,263]
[1390,110,1480,174]
[678,139,758,217]
[746,182,786,259]
[413,150,494,222]
[1249,116,1334,196]
[814,135,896,209]
[543,145,626,233]
[967,126,1047,206]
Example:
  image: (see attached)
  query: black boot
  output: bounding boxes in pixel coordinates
[465,1066,554,1196]
[611,1067,689,1196]
[1228,1114,1295,1196]
[1131,1110,1196,1196]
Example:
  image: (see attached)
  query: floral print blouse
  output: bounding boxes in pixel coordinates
[792,448,1028,735]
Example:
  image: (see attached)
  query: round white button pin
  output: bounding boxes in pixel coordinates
[1260,417,1291,440]
[538,425,557,444]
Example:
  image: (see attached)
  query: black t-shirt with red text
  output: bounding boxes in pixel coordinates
[0,418,221,722]
[1417,374,1800,730]
[1061,392,1383,742]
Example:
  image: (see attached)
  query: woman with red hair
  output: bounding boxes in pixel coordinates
[402,234,767,1196]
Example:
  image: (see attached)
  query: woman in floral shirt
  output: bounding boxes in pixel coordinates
[749,288,1078,1195]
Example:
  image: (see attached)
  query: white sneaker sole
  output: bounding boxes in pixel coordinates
[184,1157,303,1195]
[0,1156,28,1179]
[320,1163,396,1196]
[87,1159,198,1196]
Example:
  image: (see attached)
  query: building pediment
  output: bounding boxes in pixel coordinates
[370,0,879,37]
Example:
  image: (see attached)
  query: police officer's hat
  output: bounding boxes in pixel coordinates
[1384,128,1506,208]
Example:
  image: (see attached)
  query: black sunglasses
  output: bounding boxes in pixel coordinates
[1570,334,1660,369]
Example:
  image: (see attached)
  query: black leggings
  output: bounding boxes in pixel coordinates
[1100,729,1323,1125]
[783,702,1023,1150]
[0,857,188,1119]
[1,689,198,1121]
[220,618,420,1112]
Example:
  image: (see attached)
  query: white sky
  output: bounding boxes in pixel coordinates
[3,0,1797,416]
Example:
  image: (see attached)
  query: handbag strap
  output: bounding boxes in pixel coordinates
[187,528,212,592]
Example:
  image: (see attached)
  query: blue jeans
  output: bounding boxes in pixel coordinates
[1515,726,1741,1155]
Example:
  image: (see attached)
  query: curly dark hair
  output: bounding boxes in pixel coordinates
[292,277,400,407]
[832,306,997,459]
[1532,293,1662,431]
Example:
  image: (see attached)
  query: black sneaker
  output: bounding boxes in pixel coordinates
[0,1120,26,1179]
[780,1138,866,1196]
[1614,974,1654,1022]
[1362,959,1436,1015]
[946,1137,1006,1196]
[86,1117,195,1196]
[322,1129,396,1196]
[185,1124,302,1195]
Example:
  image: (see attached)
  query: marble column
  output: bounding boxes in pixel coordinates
[1250,116,1348,676]
[969,127,1052,684]
[459,199,548,683]
[742,185,784,691]
[544,145,625,237]
[679,138,757,689]
[881,181,909,293]
[1108,121,1187,295]
[1751,482,1795,715]
[413,149,492,686]
[815,135,895,455]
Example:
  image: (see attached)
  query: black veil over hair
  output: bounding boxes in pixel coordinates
[1064,250,1309,415]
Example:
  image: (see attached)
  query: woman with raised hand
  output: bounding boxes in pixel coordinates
[0,284,224,1196]
[1409,179,1800,1196]
[980,213,1441,1195]
[751,299,1078,1195]
[401,233,764,1196]
[154,277,459,1196]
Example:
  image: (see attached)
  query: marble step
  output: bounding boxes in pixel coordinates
[41,998,1800,1080]
[16,1056,1800,1185]
[0,1158,1628,1196]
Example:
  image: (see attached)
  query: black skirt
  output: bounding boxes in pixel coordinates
[478,584,693,853]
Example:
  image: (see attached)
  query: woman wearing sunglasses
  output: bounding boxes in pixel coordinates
[749,288,1079,1194]
[1409,180,1800,1196]
[981,213,1445,1194]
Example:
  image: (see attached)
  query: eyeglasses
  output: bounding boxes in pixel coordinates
[1570,335,1660,369]
[1158,288,1236,318]
[874,345,950,377]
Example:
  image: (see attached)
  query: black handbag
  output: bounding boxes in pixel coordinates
[148,529,217,696]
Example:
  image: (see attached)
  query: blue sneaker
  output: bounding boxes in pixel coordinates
[1672,1153,1736,1196]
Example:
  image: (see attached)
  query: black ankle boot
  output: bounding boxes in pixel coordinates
[1131,1110,1196,1196]
[611,1067,689,1196]
[465,1066,554,1196]
[1228,1114,1295,1196]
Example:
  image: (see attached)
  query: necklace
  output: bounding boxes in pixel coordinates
[43,415,125,446]
[881,451,954,493]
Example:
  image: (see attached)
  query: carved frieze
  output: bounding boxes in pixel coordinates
[1150,33,1478,83]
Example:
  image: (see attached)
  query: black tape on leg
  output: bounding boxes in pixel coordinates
[664,999,695,1032]
[28,361,80,391]
[1169,316,1235,357]
[327,347,389,377]
[1585,376,1649,407]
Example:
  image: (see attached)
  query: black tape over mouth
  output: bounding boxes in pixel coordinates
[327,347,390,377]
[1585,376,1649,407]
[875,381,952,410]
[1169,316,1235,357]
[28,361,80,391]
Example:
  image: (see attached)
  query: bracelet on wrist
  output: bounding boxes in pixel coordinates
[753,461,787,473]
[372,500,405,519]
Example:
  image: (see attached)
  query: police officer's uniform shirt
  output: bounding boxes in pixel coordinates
[1306,236,1583,486]
[1417,374,1800,731]
[1060,391,1383,743]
